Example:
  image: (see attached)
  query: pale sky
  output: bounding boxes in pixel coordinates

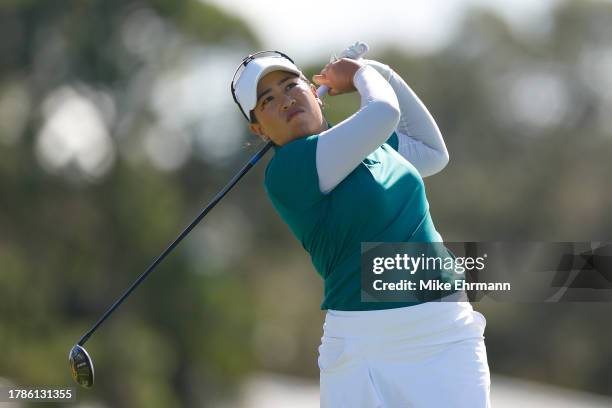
[206,0,562,63]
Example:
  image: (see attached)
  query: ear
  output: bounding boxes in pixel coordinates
[249,122,268,141]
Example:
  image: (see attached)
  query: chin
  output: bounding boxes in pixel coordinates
[291,116,321,137]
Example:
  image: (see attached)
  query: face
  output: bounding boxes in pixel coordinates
[249,70,327,146]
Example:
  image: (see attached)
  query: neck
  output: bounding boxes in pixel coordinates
[273,118,330,150]
[318,118,330,133]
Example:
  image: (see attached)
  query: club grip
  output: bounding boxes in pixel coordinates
[316,85,330,97]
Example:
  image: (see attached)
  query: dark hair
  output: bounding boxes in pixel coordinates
[249,73,316,124]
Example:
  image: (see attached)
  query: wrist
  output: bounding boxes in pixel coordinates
[362,59,393,81]
[352,64,375,85]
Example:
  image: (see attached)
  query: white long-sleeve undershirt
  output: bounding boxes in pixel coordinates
[316,61,449,194]
[316,65,400,194]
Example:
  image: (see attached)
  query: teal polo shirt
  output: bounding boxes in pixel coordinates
[264,132,456,311]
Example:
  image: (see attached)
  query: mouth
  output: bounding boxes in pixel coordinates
[286,109,304,122]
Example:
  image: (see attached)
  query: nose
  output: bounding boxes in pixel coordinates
[280,94,296,111]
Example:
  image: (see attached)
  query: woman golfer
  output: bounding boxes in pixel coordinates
[231,49,491,407]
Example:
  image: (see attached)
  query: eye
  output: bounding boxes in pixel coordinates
[261,96,273,109]
[286,82,298,91]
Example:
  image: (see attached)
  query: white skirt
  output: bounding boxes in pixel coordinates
[319,291,491,408]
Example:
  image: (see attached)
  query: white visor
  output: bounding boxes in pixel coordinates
[234,55,302,119]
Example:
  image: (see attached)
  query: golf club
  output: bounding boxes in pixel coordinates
[69,141,273,388]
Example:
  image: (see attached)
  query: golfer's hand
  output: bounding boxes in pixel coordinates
[312,58,364,96]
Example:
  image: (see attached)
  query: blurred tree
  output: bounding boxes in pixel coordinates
[0,1,261,407]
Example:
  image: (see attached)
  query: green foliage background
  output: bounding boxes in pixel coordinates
[1,0,611,406]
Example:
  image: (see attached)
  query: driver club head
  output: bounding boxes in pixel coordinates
[68,344,94,388]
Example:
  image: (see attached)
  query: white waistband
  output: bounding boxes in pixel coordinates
[323,291,483,343]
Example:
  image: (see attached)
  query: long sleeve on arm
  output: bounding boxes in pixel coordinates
[363,60,449,177]
[316,65,401,194]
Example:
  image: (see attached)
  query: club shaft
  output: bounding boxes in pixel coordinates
[78,141,274,346]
